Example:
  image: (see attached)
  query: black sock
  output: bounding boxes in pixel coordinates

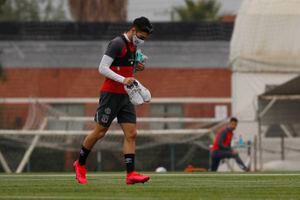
[78,146,91,166]
[124,154,135,173]
[234,154,248,170]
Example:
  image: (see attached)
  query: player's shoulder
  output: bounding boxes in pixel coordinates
[109,36,126,48]
[219,126,230,134]
[105,35,126,58]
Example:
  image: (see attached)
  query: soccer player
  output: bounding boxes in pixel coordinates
[210,117,250,172]
[73,17,153,185]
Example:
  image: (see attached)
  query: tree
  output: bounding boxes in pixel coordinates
[0,0,66,21]
[174,0,220,21]
[42,0,66,21]
[69,0,128,22]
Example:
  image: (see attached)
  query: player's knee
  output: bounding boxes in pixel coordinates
[126,130,137,141]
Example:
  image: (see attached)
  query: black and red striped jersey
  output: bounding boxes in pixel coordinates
[100,35,136,94]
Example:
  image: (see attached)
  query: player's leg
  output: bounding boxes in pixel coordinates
[120,123,150,184]
[232,153,249,171]
[210,154,221,172]
[79,123,108,164]
[121,123,137,172]
[117,96,150,184]
[79,91,118,162]
[219,150,249,171]
[74,123,108,184]
[74,92,118,184]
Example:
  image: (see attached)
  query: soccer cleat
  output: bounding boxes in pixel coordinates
[135,80,151,102]
[124,81,144,105]
[73,160,87,184]
[244,167,251,172]
[126,171,150,185]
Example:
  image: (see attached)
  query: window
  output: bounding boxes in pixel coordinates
[150,104,183,130]
[47,104,85,131]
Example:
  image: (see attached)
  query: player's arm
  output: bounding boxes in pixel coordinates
[98,39,134,85]
[217,129,231,151]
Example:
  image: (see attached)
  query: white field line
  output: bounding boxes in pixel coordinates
[0,173,300,178]
[154,173,300,176]
[0,197,152,200]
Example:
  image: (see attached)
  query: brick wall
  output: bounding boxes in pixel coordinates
[0,68,231,128]
[0,68,230,97]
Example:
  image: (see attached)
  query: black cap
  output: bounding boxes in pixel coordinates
[133,16,153,34]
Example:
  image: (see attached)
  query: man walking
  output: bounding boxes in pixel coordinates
[74,17,153,184]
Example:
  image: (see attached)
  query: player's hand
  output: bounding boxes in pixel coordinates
[123,77,135,86]
[136,62,145,71]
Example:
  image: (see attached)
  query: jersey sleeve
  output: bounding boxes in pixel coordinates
[104,37,124,59]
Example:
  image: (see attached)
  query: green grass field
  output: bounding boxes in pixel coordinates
[0,172,299,200]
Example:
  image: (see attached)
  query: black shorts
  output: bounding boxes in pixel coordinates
[212,150,235,159]
[94,92,136,127]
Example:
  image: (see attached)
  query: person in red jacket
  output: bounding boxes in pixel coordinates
[73,17,153,185]
[211,117,249,172]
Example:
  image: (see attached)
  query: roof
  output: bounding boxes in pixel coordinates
[0,41,229,68]
[261,76,300,97]
[258,75,300,126]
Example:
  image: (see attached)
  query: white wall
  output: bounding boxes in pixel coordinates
[232,72,297,140]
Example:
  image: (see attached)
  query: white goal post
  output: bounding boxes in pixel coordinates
[0,97,231,173]
[0,97,231,104]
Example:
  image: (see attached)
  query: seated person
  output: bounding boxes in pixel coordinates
[210,117,249,172]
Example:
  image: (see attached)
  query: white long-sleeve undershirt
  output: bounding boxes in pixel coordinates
[98,55,125,84]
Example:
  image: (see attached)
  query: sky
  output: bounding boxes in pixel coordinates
[127,0,244,21]
[53,0,244,21]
